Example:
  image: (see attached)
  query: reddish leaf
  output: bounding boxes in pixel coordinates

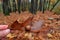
[10,21,22,30]
[22,16,33,27]
[10,16,33,30]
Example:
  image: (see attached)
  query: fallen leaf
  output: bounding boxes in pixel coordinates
[7,33,16,39]
[47,33,53,38]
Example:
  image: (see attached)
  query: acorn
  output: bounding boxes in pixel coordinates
[25,25,31,31]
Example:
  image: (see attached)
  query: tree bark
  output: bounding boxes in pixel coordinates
[17,0,21,13]
[39,0,42,11]
[12,0,17,12]
[35,0,38,11]
[2,0,10,15]
[50,0,60,11]
[30,0,34,14]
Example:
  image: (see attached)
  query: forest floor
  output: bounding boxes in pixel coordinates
[0,11,60,40]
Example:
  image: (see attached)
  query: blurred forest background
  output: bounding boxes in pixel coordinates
[0,0,60,15]
[0,0,60,40]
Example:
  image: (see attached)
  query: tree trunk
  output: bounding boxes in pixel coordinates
[35,0,38,11]
[12,0,17,12]
[8,0,12,13]
[2,0,10,15]
[42,0,46,13]
[21,0,25,11]
[39,0,42,11]
[50,0,60,11]
[17,0,21,13]
[47,0,50,10]
[33,0,38,14]
[30,0,35,14]
[26,0,29,11]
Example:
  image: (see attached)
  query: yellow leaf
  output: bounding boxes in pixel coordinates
[7,33,16,38]
[47,33,53,37]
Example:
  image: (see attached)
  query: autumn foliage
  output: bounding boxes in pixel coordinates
[0,11,60,40]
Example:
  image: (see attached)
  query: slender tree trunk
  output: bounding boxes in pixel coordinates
[50,0,60,11]
[47,0,50,10]
[39,0,42,11]
[35,0,38,11]
[30,0,35,14]
[2,0,10,15]
[21,0,26,11]
[42,0,46,13]
[8,0,11,13]
[17,0,21,13]
[12,0,17,12]
[26,0,29,11]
